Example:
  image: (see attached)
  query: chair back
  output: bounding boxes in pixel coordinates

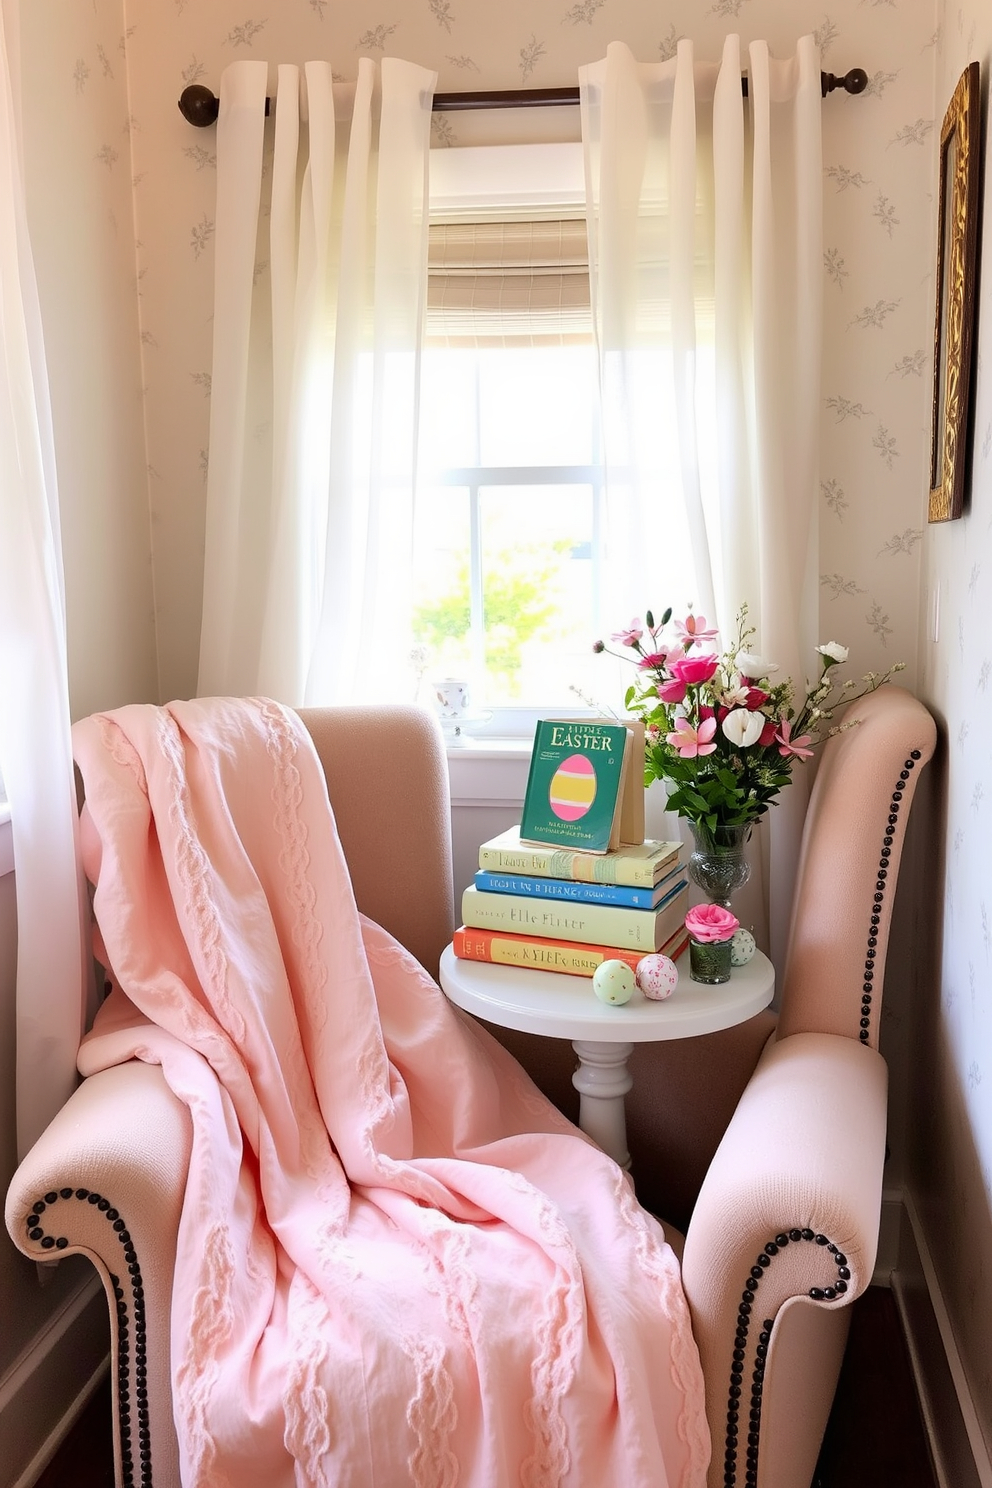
[297,705,455,980]
[775,684,936,1047]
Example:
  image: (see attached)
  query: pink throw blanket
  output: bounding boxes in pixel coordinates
[74,698,709,1488]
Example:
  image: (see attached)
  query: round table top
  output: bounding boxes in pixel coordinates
[439,943,774,1043]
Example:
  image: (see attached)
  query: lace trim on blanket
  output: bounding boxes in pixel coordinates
[282,1275,332,1485]
[503,1172,582,1488]
[402,1334,459,1488]
[156,710,247,1050]
[254,700,352,1216]
[612,1169,710,1484]
[175,1221,236,1488]
[96,715,147,794]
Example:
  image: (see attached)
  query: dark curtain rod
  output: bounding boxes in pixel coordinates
[178,68,867,126]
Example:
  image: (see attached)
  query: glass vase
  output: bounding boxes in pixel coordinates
[687,821,752,909]
[688,936,733,985]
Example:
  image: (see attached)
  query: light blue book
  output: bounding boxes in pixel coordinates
[473,863,686,911]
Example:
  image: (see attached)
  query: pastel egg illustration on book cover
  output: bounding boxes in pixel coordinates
[549,753,597,822]
[592,959,636,1005]
[635,953,679,1000]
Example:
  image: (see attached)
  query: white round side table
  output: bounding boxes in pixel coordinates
[439,944,775,1170]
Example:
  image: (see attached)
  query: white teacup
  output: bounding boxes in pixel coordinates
[433,678,471,720]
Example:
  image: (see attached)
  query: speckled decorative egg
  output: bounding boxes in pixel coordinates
[635,954,679,1001]
[730,928,757,966]
[548,753,597,822]
[592,959,636,1005]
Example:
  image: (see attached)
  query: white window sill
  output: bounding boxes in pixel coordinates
[444,735,532,761]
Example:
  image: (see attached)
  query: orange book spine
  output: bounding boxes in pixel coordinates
[452,925,688,979]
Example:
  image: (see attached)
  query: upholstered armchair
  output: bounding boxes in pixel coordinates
[5,686,935,1488]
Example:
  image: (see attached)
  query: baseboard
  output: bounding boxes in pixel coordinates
[0,1273,109,1488]
[885,1190,992,1488]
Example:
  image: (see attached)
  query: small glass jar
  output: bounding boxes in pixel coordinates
[688,936,733,985]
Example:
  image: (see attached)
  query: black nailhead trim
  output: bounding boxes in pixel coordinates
[810,1287,824,1300]
[87,1192,101,1204]
[911,750,921,759]
[41,1236,55,1249]
[815,1234,828,1244]
[802,1229,814,1240]
[45,1191,57,1204]
[29,1227,42,1241]
[776,1234,789,1246]
[75,1188,89,1199]
[55,1237,68,1250]
[824,1287,836,1300]
[59,1187,73,1199]
[835,1280,848,1294]
[838,1266,851,1279]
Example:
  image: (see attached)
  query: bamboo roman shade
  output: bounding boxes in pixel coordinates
[426,216,592,346]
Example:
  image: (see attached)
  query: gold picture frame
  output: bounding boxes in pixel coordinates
[929,62,981,523]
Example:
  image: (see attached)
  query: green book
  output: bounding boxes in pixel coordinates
[519,720,633,855]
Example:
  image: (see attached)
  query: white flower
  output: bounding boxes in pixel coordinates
[816,641,849,664]
[736,650,779,680]
[722,708,766,747]
[719,685,751,708]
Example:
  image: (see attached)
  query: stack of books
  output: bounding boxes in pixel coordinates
[453,826,689,979]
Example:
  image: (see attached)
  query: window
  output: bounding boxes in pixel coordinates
[413,144,606,731]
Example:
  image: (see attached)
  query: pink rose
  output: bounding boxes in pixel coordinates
[668,652,719,686]
[658,678,687,704]
[684,903,739,942]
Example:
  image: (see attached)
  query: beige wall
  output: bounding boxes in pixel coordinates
[912,0,992,1457]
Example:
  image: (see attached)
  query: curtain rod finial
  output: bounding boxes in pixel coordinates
[821,67,868,97]
[178,84,219,127]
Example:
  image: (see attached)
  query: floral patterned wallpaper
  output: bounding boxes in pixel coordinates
[24,0,992,1462]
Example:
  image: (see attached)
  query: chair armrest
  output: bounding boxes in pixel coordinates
[681,1031,888,1488]
[5,1060,190,1488]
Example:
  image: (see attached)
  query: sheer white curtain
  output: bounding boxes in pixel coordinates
[197,57,436,704]
[580,35,823,958]
[0,0,89,1156]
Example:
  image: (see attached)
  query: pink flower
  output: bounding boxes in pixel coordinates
[675,613,720,647]
[666,716,717,758]
[776,718,814,759]
[758,717,778,746]
[612,621,644,647]
[658,678,688,704]
[668,652,720,686]
[638,651,671,670]
[684,903,739,943]
[745,687,770,710]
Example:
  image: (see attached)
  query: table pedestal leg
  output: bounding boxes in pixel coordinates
[571,1040,634,1170]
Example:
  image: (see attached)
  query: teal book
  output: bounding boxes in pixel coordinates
[473,862,686,910]
[519,720,633,854]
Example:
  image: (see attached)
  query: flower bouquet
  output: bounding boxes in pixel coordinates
[594,604,903,902]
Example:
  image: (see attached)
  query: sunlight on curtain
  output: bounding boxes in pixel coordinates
[581,36,823,958]
[0,0,89,1157]
[196,57,436,705]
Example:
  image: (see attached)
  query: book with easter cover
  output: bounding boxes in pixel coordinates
[451,923,690,979]
[477,828,681,888]
[461,881,689,953]
[519,719,637,854]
